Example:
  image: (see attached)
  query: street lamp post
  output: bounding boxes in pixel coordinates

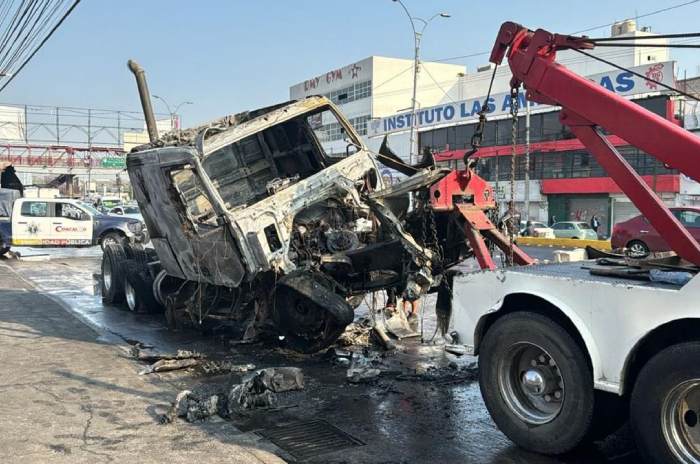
[152,95,193,134]
[392,0,449,165]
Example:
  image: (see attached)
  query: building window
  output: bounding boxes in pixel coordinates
[315,115,370,141]
[324,80,372,105]
[351,115,370,135]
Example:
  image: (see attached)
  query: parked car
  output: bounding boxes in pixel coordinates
[550,221,599,240]
[519,220,555,238]
[611,207,700,257]
[109,204,143,221]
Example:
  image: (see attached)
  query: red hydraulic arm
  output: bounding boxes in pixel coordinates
[429,163,534,270]
[490,22,700,266]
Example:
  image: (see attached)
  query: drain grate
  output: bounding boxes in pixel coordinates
[257,419,365,461]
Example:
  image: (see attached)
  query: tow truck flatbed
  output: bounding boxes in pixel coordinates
[511,261,681,290]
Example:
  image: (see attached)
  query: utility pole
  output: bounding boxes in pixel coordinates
[152,95,193,137]
[391,0,450,165]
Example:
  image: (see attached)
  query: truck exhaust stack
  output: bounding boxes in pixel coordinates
[127,59,159,143]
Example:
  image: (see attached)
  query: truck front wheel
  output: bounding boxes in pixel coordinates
[100,231,124,250]
[631,342,700,464]
[479,312,595,455]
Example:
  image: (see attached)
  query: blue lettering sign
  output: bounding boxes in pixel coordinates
[600,75,615,92]
[444,105,455,120]
[470,100,481,116]
[434,106,444,122]
[486,97,496,113]
[615,72,634,92]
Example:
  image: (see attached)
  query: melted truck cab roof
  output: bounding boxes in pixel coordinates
[126,96,413,289]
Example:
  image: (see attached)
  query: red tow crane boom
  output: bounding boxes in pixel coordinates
[486,22,700,266]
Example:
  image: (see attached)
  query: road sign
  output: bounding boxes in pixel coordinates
[100,157,126,169]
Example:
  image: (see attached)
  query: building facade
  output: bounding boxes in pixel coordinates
[289,55,465,159]
[353,20,697,237]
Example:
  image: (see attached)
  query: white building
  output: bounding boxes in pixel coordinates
[289,55,465,157]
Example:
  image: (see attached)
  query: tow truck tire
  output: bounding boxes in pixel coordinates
[101,243,127,304]
[479,312,595,455]
[630,342,700,464]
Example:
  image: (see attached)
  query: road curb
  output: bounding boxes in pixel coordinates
[517,237,612,250]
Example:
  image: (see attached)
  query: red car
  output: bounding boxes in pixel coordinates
[611,207,700,257]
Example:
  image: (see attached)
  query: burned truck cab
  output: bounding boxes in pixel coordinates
[126,96,436,351]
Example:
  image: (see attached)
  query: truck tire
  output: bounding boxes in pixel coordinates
[123,259,162,313]
[101,243,127,304]
[479,312,595,455]
[100,231,124,250]
[630,342,700,464]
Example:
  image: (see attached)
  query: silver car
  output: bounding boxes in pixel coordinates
[551,221,598,240]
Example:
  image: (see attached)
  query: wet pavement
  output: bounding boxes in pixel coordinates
[4,245,641,463]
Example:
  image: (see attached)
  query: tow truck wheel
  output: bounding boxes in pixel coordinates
[631,342,700,464]
[101,244,127,304]
[479,312,594,455]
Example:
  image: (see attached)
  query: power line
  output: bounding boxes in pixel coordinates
[430,0,700,63]
[571,0,700,34]
[0,0,80,94]
[367,39,700,101]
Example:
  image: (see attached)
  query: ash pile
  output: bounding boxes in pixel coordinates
[163,367,305,423]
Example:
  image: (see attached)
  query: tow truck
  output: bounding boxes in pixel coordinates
[441,22,700,464]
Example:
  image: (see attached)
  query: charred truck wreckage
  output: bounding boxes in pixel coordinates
[103,60,527,353]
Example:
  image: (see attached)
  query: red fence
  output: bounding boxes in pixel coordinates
[0,144,125,169]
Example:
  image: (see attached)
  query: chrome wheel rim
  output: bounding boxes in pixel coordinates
[102,259,112,292]
[662,379,700,463]
[628,242,648,257]
[497,342,564,425]
[103,236,117,247]
[125,279,137,311]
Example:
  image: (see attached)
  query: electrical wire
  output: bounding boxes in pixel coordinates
[431,0,700,63]
[571,48,700,102]
[0,0,80,94]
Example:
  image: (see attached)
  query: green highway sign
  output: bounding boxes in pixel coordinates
[100,157,126,169]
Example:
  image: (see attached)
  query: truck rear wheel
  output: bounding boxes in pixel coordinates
[101,244,127,304]
[479,312,594,455]
[631,342,700,464]
[123,258,162,313]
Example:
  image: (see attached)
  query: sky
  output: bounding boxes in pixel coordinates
[3,0,700,127]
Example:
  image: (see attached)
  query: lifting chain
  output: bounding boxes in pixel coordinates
[464,65,498,165]
[421,200,444,264]
[507,85,520,267]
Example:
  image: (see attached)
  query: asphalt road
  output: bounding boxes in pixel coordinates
[3,245,640,463]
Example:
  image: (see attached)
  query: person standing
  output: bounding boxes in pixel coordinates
[590,215,600,234]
